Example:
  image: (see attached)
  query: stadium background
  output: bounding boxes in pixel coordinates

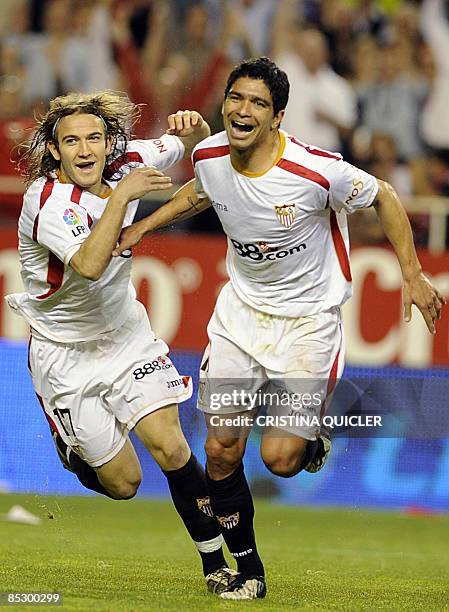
[1,0,449,515]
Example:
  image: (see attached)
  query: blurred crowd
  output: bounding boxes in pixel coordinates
[1,0,449,242]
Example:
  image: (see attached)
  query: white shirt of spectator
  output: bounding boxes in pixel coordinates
[6,134,185,342]
[193,130,378,318]
[420,0,449,149]
[276,51,357,152]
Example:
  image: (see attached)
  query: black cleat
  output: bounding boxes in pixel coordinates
[305,426,331,474]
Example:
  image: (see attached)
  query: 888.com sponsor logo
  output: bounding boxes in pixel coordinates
[230,239,306,261]
[133,356,173,380]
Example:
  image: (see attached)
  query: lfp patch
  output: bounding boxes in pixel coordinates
[63,208,81,226]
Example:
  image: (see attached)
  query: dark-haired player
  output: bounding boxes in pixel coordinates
[114,58,445,599]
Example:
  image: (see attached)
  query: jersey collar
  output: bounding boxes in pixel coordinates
[55,169,112,199]
[232,130,286,178]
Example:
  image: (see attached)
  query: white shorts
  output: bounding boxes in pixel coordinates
[29,302,192,467]
[198,283,345,440]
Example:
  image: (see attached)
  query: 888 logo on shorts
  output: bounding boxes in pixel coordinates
[133,356,173,380]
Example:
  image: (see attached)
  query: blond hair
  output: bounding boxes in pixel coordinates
[19,91,141,186]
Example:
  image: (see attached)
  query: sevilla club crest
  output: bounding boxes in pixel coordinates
[196,496,214,517]
[217,512,240,529]
[274,203,296,228]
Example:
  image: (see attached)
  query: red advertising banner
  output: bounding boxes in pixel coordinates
[1,229,448,367]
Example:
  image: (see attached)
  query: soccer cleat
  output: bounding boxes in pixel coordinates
[206,566,239,594]
[51,431,73,472]
[305,427,331,474]
[219,574,266,600]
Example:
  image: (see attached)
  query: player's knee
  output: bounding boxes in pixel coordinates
[263,455,300,478]
[107,476,141,500]
[156,442,190,471]
[206,437,242,464]
[205,438,243,478]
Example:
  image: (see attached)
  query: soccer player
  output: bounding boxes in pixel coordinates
[5,92,238,595]
[113,58,445,600]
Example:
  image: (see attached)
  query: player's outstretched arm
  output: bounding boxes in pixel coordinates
[166,110,211,158]
[70,167,172,280]
[112,179,211,256]
[373,179,446,334]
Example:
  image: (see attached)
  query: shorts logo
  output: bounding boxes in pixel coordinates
[196,497,214,517]
[133,356,173,381]
[217,512,240,529]
[63,208,82,226]
[167,378,182,389]
[274,203,296,228]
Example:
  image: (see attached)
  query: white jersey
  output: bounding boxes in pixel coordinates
[193,130,378,318]
[6,135,184,342]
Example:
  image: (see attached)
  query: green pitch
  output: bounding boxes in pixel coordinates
[1,494,448,611]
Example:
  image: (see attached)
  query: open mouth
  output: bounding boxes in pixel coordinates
[230,120,255,138]
[76,161,95,173]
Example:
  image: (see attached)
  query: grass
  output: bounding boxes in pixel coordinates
[0,494,448,611]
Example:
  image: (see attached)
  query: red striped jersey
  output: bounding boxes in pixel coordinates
[6,135,184,342]
[193,130,378,317]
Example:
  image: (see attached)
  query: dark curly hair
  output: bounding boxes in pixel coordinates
[19,91,141,186]
[224,57,290,116]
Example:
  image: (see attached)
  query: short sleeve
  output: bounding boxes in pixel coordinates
[327,159,379,214]
[129,134,185,171]
[194,170,208,200]
[37,198,91,265]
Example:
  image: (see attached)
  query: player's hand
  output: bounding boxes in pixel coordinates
[114,167,173,202]
[403,272,446,334]
[166,110,207,138]
[112,224,144,257]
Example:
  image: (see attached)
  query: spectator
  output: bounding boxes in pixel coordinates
[348,131,414,246]
[72,0,118,92]
[351,0,389,40]
[273,3,357,151]
[349,35,379,93]
[4,0,118,112]
[320,0,358,77]
[420,0,449,150]
[422,149,449,197]
[113,0,232,133]
[7,0,89,110]
[368,133,413,199]
[229,0,277,60]
[0,80,33,197]
[358,40,428,162]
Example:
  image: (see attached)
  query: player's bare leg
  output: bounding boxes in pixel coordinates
[95,439,142,498]
[133,404,191,469]
[133,405,231,589]
[205,413,266,600]
[260,430,329,477]
[51,431,141,500]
